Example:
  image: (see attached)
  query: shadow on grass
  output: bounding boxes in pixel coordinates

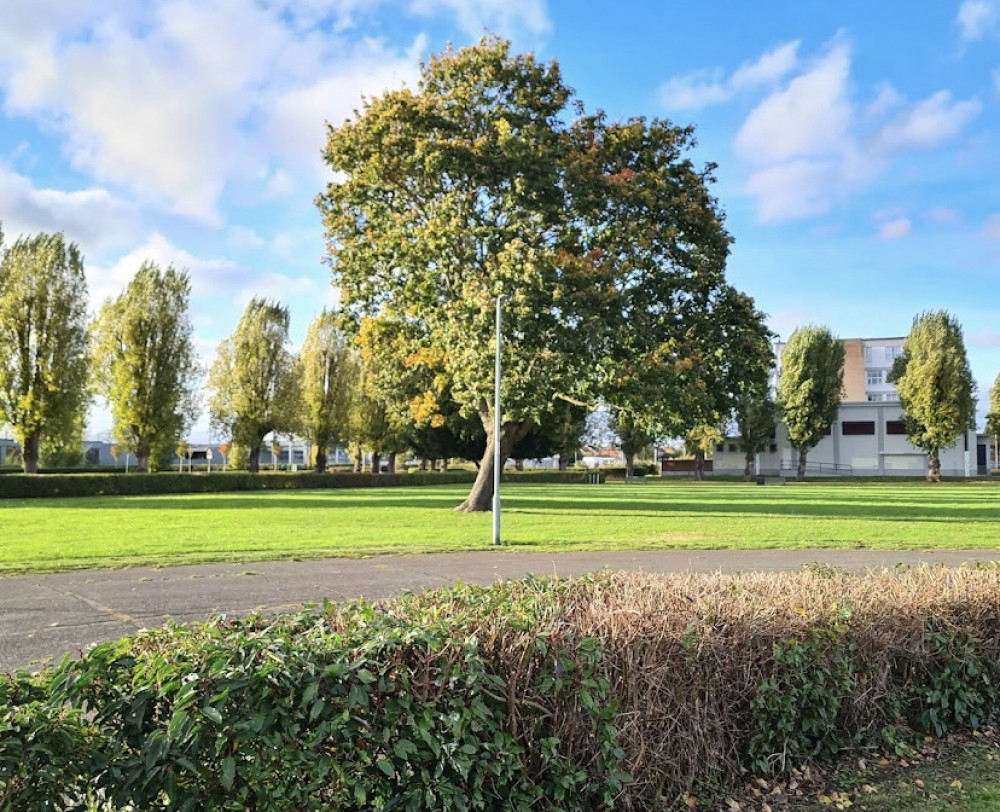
[23,487,1000,524]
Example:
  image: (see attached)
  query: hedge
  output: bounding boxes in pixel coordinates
[0,471,477,500]
[0,469,604,500]
[5,567,1000,810]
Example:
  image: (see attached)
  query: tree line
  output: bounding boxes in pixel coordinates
[6,38,979,503]
[776,316,978,483]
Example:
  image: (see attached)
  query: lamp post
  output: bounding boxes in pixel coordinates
[492,294,504,547]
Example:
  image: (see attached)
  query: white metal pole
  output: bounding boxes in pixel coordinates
[492,295,503,547]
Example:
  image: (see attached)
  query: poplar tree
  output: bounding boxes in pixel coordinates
[299,310,355,473]
[0,231,89,473]
[91,262,199,472]
[985,374,1000,456]
[206,299,299,473]
[890,311,975,482]
[776,325,844,481]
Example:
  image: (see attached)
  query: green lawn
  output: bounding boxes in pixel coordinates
[4,480,1000,574]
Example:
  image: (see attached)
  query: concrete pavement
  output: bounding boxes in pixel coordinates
[3,548,1000,672]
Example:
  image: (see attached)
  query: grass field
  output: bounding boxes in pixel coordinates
[4,479,1000,574]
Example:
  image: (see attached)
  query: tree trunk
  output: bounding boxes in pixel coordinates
[796,448,808,482]
[315,449,328,473]
[353,445,362,473]
[514,459,524,471]
[624,451,635,479]
[558,453,568,472]
[927,448,941,483]
[454,418,532,512]
[248,445,261,473]
[694,450,705,481]
[439,458,449,472]
[136,450,150,473]
[370,451,381,475]
[386,454,396,474]
[744,452,754,482]
[22,432,40,474]
[419,458,428,471]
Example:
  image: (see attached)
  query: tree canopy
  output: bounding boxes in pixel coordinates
[206,298,299,473]
[0,231,90,473]
[91,261,199,472]
[776,325,844,481]
[318,37,737,510]
[890,310,975,482]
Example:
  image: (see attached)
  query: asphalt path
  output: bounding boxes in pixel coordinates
[3,548,1000,672]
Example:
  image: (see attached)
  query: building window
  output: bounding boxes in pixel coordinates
[866,369,884,386]
[728,443,737,453]
[867,394,882,402]
[888,345,903,360]
[716,443,724,452]
[865,346,873,363]
[886,420,907,435]
[886,393,899,401]
[769,443,778,453]
[842,420,876,436]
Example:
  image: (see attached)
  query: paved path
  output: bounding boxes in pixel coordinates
[3,548,1000,672]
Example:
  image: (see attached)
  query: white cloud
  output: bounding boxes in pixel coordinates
[735,37,982,224]
[730,41,800,91]
[957,0,998,41]
[657,70,730,111]
[0,2,430,224]
[0,163,138,253]
[924,207,962,226]
[982,213,1000,240]
[87,232,318,314]
[408,0,551,36]
[865,82,904,119]
[877,217,912,239]
[735,41,852,165]
[658,41,799,111]
[873,91,981,152]
[744,159,841,223]
[266,36,422,177]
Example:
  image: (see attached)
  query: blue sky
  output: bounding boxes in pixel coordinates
[1,0,998,439]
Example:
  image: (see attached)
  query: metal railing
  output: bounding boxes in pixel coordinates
[779,460,854,477]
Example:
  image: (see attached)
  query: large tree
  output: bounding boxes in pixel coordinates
[0,231,89,473]
[206,299,299,473]
[91,262,199,472]
[318,37,733,511]
[776,325,844,482]
[889,311,975,483]
[299,310,355,473]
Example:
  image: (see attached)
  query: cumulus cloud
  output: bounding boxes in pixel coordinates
[877,217,912,240]
[873,91,981,152]
[0,0,539,225]
[409,0,551,37]
[957,0,998,40]
[735,40,851,165]
[658,40,799,111]
[924,207,962,226]
[0,163,138,252]
[87,232,319,315]
[733,36,981,224]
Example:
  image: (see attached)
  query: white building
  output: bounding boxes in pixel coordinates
[716,336,979,478]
